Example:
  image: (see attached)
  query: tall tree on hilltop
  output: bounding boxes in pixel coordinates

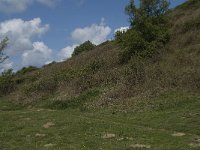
[116,0,170,63]
[125,0,170,28]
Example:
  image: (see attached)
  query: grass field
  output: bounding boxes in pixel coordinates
[1,92,200,150]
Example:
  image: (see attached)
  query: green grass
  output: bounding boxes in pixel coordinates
[0,92,200,150]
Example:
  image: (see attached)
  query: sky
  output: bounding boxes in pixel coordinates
[0,0,187,72]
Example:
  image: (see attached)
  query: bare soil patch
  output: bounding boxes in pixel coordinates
[172,132,186,137]
[102,133,116,139]
[130,144,151,149]
[35,133,46,137]
[43,122,55,129]
[44,143,56,147]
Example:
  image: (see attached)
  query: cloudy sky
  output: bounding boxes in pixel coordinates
[0,0,186,71]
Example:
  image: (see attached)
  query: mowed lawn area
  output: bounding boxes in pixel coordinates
[0,93,200,150]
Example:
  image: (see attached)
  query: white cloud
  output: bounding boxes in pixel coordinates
[0,17,112,71]
[71,19,112,45]
[57,44,77,61]
[57,18,112,62]
[0,18,51,70]
[0,0,59,13]
[0,18,49,55]
[114,26,130,33]
[0,60,13,72]
[22,42,52,67]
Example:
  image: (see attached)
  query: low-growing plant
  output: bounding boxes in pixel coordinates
[47,89,100,110]
[22,77,57,95]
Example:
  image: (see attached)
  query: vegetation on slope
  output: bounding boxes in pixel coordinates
[72,41,96,57]
[0,1,200,149]
[0,0,199,109]
[116,0,170,63]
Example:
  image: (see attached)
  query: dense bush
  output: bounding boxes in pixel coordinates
[72,41,96,56]
[0,69,14,96]
[116,0,170,63]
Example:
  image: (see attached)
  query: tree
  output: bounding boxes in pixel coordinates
[0,37,9,63]
[72,41,96,56]
[116,0,170,63]
[126,0,169,27]
[125,0,170,42]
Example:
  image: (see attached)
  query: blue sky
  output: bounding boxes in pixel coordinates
[0,0,186,71]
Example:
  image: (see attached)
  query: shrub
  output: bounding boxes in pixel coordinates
[0,69,14,96]
[116,0,170,63]
[116,29,147,63]
[72,41,96,56]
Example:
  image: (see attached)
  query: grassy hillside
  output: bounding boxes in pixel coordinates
[1,0,199,109]
[0,1,200,149]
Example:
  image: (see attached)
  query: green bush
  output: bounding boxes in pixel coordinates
[116,0,170,63]
[116,29,146,63]
[117,28,169,63]
[0,69,14,96]
[72,41,96,56]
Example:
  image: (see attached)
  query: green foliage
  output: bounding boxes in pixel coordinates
[125,0,169,27]
[72,41,96,56]
[16,66,38,76]
[0,69,14,96]
[0,37,9,63]
[116,30,146,63]
[116,0,170,63]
